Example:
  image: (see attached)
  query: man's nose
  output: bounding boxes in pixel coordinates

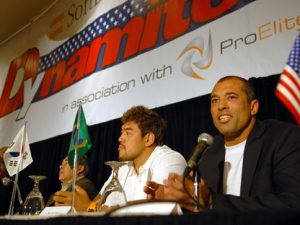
[60,162,66,169]
[218,98,228,110]
[118,134,124,142]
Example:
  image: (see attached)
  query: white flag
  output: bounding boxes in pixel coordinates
[3,125,33,176]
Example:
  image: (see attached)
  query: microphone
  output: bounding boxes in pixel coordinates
[183,133,214,177]
[1,177,11,186]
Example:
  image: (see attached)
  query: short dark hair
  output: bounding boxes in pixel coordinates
[121,105,167,146]
[216,75,256,103]
[77,155,89,176]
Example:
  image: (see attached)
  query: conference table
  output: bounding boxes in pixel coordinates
[1,207,299,225]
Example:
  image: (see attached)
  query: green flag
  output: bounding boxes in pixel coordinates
[68,105,91,168]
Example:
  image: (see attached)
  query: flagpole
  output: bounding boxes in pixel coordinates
[8,122,26,216]
[70,106,81,213]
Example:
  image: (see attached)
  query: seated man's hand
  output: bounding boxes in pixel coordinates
[144,180,164,200]
[53,185,93,212]
[144,173,212,212]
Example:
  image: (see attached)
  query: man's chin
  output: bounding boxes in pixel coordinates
[118,155,126,161]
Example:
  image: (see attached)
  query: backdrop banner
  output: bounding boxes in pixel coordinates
[0,0,299,144]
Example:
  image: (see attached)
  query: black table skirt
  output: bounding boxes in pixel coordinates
[1,211,300,225]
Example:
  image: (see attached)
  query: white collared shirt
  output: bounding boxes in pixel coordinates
[100,145,186,202]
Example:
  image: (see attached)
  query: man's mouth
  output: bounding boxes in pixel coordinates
[219,115,230,120]
[118,144,125,150]
[218,115,231,123]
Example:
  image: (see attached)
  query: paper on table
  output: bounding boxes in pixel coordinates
[109,201,183,216]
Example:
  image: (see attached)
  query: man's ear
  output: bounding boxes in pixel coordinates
[145,132,155,146]
[250,99,259,116]
[77,165,85,174]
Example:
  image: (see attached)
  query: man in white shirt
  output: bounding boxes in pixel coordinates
[144,76,300,213]
[53,105,186,212]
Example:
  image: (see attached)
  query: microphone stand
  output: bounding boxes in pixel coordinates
[183,169,202,214]
[2,177,23,215]
[10,179,23,206]
[193,170,199,213]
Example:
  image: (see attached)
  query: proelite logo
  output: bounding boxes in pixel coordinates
[0,0,252,120]
[177,31,213,79]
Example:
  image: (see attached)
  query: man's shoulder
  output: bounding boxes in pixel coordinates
[260,118,296,126]
[154,145,177,153]
[250,119,300,142]
[256,119,299,133]
[154,145,185,158]
[76,176,94,186]
[149,145,186,166]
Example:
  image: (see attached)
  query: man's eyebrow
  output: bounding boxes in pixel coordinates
[225,91,238,96]
[211,92,238,99]
[122,127,134,132]
[210,94,218,99]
